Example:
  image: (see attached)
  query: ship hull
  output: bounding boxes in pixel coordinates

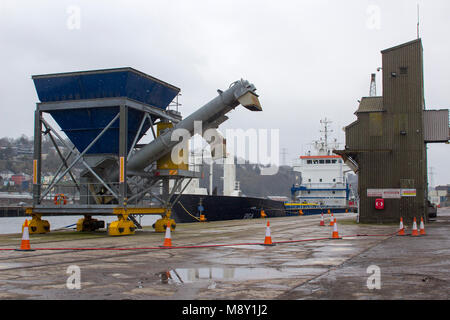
[170,194,285,223]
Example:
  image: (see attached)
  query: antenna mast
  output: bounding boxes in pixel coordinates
[417,4,420,39]
[319,118,333,154]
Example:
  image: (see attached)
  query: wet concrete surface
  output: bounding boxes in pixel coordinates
[0,209,449,300]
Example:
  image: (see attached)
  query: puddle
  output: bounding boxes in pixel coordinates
[0,263,28,270]
[110,273,132,279]
[226,245,265,250]
[327,247,354,252]
[322,242,354,246]
[257,283,291,290]
[282,257,347,267]
[208,257,266,265]
[159,266,326,284]
[314,245,355,253]
[303,241,354,249]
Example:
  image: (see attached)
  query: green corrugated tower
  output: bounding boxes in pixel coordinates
[335,39,449,224]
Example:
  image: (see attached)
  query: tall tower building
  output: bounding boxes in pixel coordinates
[335,39,449,223]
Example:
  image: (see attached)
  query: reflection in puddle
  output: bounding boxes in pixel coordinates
[156,270,185,285]
[159,266,324,284]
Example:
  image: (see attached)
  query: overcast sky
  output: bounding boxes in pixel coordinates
[0,0,449,185]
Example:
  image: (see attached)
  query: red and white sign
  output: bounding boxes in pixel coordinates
[367,189,383,197]
[368,188,414,199]
[382,189,401,199]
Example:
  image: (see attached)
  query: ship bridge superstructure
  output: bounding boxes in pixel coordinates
[291,119,351,207]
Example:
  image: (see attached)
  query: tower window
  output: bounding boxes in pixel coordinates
[400,67,408,75]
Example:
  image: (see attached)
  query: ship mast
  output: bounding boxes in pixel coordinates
[317,118,333,155]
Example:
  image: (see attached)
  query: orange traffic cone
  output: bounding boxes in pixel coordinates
[397,217,406,236]
[411,217,419,237]
[262,220,275,246]
[319,213,325,226]
[331,218,342,239]
[419,217,426,236]
[15,219,35,251]
[329,213,334,226]
[162,221,172,247]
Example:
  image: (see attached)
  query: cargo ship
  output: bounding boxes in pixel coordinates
[171,194,285,223]
[169,153,286,223]
[285,118,357,216]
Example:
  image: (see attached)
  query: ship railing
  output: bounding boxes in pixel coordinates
[300,183,347,189]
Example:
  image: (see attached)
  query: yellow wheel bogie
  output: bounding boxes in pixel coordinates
[153,218,176,233]
[25,214,50,234]
[108,214,135,236]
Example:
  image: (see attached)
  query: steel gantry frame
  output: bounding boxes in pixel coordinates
[29,96,198,234]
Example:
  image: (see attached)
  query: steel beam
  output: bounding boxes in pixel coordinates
[146,113,157,140]
[32,108,42,205]
[119,105,128,206]
[41,117,119,200]
[45,128,80,191]
[127,112,147,161]
[39,112,120,201]
[169,177,193,209]
[37,97,180,123]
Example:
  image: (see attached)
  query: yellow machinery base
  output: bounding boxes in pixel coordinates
[108,214,136,236]
[76,216,105,232]
[26,214,50,234]
[153,218,176,233]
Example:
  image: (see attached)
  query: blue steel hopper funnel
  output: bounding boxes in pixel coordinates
[32,68,180,154]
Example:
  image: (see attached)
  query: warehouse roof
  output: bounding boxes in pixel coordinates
[381,38,422,54]
[355,96,384,114]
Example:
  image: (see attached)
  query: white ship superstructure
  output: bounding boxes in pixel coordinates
[292,118,351,207]
[177,150,241,196]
